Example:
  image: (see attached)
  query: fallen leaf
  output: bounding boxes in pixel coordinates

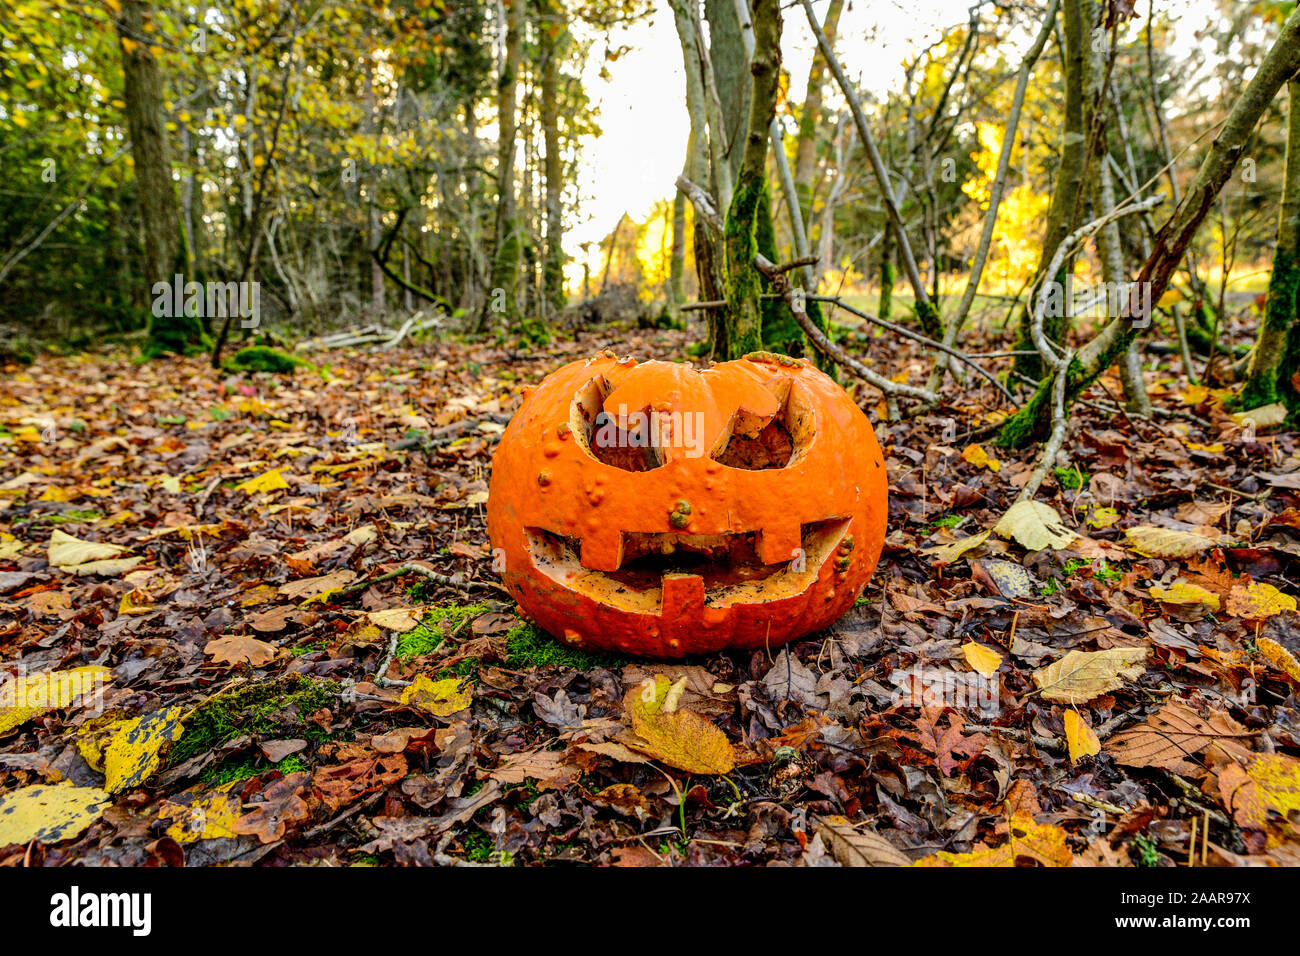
[236,468,291,495]
[622,676,735,774]
[1106,702,1252,773]
[813,814,911,867]
[234,771,311,843]
[0,665,112,735]
[46,528,128,567]
[367,606,421,631]
[1257,637,1300,685]
[962,642,1003,678]
[159,781,243,843]
[400,675,473,716]
[1227,582,1296,620]
[993,500,1077,551]
[205,635,277,667]
[1219,752,1300,843]
[914,813,1073,866]
[1032,648,1147,704]
[1124,525,1218,558]
[1149,581,1221,610]
[1064,710,1100,763]
[0,784,110,846]
[103,706,185,794]
[962,443,1001,472]
[921,530,989,563]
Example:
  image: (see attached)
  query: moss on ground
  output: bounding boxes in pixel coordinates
[166,674,340,767]
[395,602,492,658]
[225,346,314,375]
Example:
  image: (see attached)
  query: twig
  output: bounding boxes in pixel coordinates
[809,293,1017,405]
[674,175,724,235]
[335,562,508,599]
[754,254,939,408]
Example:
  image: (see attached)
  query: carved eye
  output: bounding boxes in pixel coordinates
[711,382,816,470]
[570,376,664,471]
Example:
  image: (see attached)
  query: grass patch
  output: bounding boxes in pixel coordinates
[395,602,491,658]
[1054,464,1088,490]
[201,753,309,785]
[225,346,315,375]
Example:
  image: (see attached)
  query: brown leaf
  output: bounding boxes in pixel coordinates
[234,772,311,843]
[205,635,277,667]
[813,815,911,867]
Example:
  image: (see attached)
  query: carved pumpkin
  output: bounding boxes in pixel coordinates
[486,350,888,658]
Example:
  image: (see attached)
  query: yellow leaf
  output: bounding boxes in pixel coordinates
[1124,525,1218,559]
[1230,403,1287,430]
[920,530,989,563]
[117,588,155,615]
[962,642,1003,678]
[1086,506,1119,530]
[1149,581,1221,610]
[368,607,421,631]
[1257,637,1300,686]
[159,781,243,843]
[1032,648,1148,705]
[400,675,473,716]
[915,813,1073,866]
[46,528,128,568]
[103,706,185,794]
[1219,752,1300,844]
[993,500,1077,551]
[0,533,24,559]
[0,784,110,845]
[961,443,1001,473]
[1064,710,1100,763]
[158,475,182,494]
[236,468,290,495]
[0,665,112,734]
[622,676,736,774]
[1227,582,1296,620]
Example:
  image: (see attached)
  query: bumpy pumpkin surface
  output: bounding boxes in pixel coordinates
[486,350,888,657]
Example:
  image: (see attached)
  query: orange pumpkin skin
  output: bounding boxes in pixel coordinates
[486,351,888,658]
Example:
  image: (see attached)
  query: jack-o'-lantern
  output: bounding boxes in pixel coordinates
[486,350,888,658]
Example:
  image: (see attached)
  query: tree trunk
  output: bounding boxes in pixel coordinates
[998,7,1300,447]
[792,0,843,223]
[486,0,525,326]
[1241,78,1300,413]
[1012,0,1089,381]
[117,0,198,354]
[722,0,781,358]
[541,3,566,315]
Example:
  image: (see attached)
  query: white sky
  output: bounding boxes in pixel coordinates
[565,0,1229,273]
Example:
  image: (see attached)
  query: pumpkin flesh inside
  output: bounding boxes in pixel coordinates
[524,517,850,614]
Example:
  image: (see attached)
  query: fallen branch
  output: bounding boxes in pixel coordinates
[808,293,1017,405]
[755,254,939,408]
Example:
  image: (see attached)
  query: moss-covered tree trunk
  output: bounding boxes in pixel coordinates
[722,0,781,359]
[879,224,895,320]
[486,0,525,327]
[998,8,1300,447]
[117,0,199,355]
[1011,0,1088,381]
[1241,79,1300,413]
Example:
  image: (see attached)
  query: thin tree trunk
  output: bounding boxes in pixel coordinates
[541,2,566,314]
[1012,0,1089,381]
[486,0,525,327]
[792,0,843,223]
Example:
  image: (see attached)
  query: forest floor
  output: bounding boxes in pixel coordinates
[2,316,1300,867]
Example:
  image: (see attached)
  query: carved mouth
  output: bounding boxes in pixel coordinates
[523,518,852,613]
